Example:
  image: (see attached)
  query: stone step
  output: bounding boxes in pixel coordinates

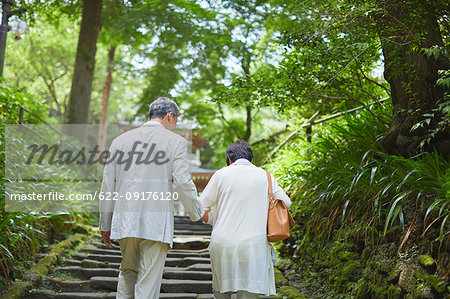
[63,259,82,266]
[79,254,122,263]
[45,277,92,292]
[59,265,211,278]
[58,266,120,279]
[58,266,82,277]
[170,248,209,254]
[160,279,212,294]
[85,241,120,250]
[185,263,212,272]
[80,246,122,256]
[78,255,209,267]
[173,219,211,226]
[165,257,210,267]
[167,251,209,258]
[159,294,212,298]
[83,268,120,278]
[81,259,121,269]
[163,270,212,280]
[72,253,88,261]
[85,239,210,252]
[89,276,213,294]
[90,276,117,291]
[174,230,212,235]
[77,256,210,269]
[173,240,209,250]
[30,290,116,299]
[174,225,212,232]
[32,290,272,299]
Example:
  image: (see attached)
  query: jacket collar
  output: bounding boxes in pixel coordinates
[232,158,253,166]
[141,120,164,128]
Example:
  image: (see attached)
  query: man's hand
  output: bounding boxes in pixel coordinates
[199,207,211,223]
[101,231,113,248]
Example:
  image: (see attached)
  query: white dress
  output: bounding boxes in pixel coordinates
[200,159,291,295]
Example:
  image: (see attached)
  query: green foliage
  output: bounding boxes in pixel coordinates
[0,85,94,291]
[211,0,390,116]
[268,103,449,254]
[4,18,77,117]
[129,0,227,116]
[412,46,450,148]
[0,83,49,124]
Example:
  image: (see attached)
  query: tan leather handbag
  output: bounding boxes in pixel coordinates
[266,170,295,242]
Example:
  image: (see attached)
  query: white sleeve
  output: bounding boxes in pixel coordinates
[206,209,215,225]
[200,172,219,208]
[272,173,291,208]
[172,138,203,221]
[98,142,117,231]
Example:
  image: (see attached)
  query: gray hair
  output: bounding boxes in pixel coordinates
[148,97,180,119]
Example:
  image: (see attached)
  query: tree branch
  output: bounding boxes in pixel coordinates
[217,102,241,138]
[313,94,390,125]
[261,112,320,166]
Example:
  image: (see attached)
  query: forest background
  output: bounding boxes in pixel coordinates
[0,0,449,298]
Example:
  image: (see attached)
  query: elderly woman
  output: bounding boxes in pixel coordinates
[200,140,291,299]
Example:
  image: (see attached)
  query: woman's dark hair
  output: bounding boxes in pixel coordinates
[225,140,254,165]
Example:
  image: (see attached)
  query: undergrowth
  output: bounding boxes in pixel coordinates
[0,83,94,293]
[268,103,449,256]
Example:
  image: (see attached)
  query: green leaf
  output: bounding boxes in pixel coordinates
[384,194,407,235]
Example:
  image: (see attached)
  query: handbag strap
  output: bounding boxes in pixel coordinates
[265,170,275,202]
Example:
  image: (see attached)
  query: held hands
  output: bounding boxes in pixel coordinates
[101,231,114,248]
[199,207,211,223]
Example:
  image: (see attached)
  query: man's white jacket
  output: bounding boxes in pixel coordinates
[98,121,203,247]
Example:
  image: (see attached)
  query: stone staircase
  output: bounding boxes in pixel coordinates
[31,216,274,298]
[31,217,214,298]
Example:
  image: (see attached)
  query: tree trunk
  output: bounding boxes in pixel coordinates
[97,45,116,153]
[242,105,252,142]
[66,0,102,124]
[242,55,252,142]
[374,0,450,156]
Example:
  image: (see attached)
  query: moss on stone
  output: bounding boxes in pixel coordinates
[332,260,361,292]
[387,263,402,284]
[423,273,446,294]
[398,265,417,293]
[371,259,393,274]
[278,286,308,299]
[0,233,87,299]
[0,281,32,299]
[370,284,402,299]
[274,267,289,287]
[417,254,436,273]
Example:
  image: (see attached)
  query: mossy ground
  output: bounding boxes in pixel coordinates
[0,233,87,299]
[277,221,449,299]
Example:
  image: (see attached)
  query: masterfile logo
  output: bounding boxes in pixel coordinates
[4,123,192,213]
[26,141,171,171]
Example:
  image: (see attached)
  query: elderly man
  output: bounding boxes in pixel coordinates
[99,97,208,298]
